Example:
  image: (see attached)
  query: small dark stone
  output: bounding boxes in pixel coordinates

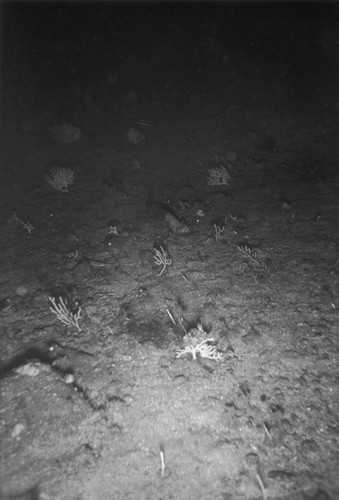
[300,438,320,455]
[244,452,260,469]
[302,487,331,500]
[241,326,262,344]
[312,489,331,500]
[158,356,171,368]
[280,418,292,431]
[268,469,295,481]
[270,403,284,414]
[239,380,251,396]
[164,211,190,235]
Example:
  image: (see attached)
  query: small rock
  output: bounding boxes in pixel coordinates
[16,363,40,377]
[244,452,260,469]
[15,285,29,297]
[164,211,190,235]
[239,380,251,396]
[268,469,295,481]
[241,326,262,344]
[0,297,11,311]
[64,373,75,384]
[300,438,320,455]
[11,423,25,438]
[158,356,171,368]
[309,488,331,500]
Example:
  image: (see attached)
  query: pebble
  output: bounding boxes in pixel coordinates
[11,423,25,438]
[300,438,320,455]
[164,212,190,235]
[15,285,29,297]
[16,363,40,377]
[241,326,262,344]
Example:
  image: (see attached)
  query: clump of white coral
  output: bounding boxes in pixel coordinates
[127,127,145,144]
[176,323,223,361]
[207,165,230,186]
[45,167,75,192]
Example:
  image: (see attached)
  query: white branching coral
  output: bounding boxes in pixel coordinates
[176,323,223,361]
[127,127,145,144]
[214,223,224,242]
[48,296,82,331]
[45,167,75,192]
[207,165,230,186]
[153,246,172,276]
[9,212,34,234]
